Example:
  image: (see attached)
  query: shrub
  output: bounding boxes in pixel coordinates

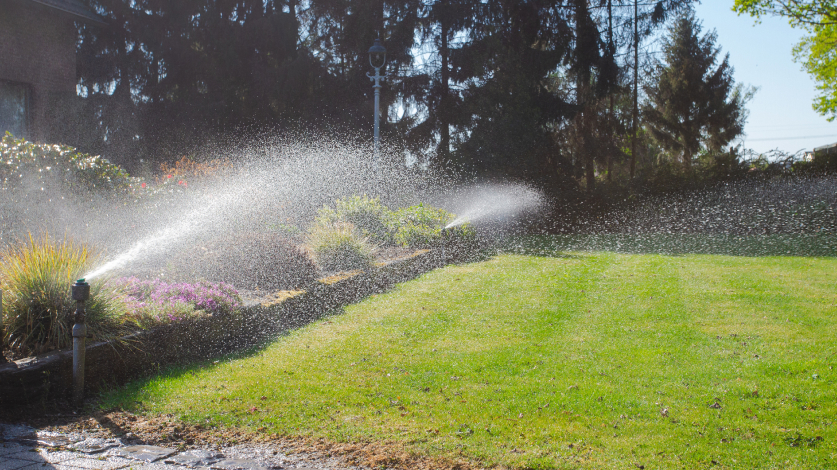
[158,155,233,180]
[388,204,457,248]
[115,278,241,329]
[0,133,137,194]
[305,222,377,272]
[0,234,130,357]
[314,195,393,244]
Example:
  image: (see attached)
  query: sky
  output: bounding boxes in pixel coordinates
[693,1,837,155]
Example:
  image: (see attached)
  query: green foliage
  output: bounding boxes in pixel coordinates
[388,204,455,248]
[116,278,241,329]
[795,23,837,120]
[314,195,392,244]
[734,0,837,120]
[312,196,471,250]
[0,235,130,358]
[305,222,377,272]
[642,12,752,170]
[643,16,748,166]
[0,133,137,194]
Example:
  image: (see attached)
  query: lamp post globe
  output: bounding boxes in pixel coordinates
[368,38,387,69]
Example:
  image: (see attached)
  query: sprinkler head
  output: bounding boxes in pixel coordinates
[72,279,90,302]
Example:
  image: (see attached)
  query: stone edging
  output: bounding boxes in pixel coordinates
[0,249,444,406]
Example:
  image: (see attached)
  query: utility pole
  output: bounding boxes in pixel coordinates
[631,0,638,179]
[439,0,450,171]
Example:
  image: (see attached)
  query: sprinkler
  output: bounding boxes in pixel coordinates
[71,278,90,407]
[440,227,449,264]
[0,288,5,364]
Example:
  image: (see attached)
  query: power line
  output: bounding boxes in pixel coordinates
[746,134,837,141]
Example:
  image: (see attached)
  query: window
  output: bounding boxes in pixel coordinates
[0,81,30,139]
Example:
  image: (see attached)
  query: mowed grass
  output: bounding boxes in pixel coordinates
[101,240,837,469]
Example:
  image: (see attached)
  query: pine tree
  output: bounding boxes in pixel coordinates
[642,11,750,171]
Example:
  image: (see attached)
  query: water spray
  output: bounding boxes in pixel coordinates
[71,278,90,407]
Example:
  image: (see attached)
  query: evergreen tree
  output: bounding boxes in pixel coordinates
[452,0,573,189]
[642,11,750,171]
[76,0,313,167]
[404,0,474,171]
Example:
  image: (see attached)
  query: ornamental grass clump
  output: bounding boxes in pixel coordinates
[0,234,130,358]
[314,195,393,244]
[116,278,241,329]
[388,203,474,248]
[305,222,377,272]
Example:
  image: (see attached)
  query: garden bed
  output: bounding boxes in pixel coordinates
[0,249,444,406]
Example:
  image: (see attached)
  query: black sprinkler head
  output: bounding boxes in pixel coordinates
[72,279,90,302]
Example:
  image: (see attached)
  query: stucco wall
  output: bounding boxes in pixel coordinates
[0,0,78,142]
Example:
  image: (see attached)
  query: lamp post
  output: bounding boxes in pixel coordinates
[367,38,387,161]
[71,279,90,407]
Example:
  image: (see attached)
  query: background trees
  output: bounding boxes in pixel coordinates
[74,0,314,168]
[642,12,751,171]
[734,0,837,120]
[63,0,766,196]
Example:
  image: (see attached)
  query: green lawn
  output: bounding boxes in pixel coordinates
[101,237,837,469]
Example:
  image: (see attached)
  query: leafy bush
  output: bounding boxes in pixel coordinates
[158,155,233,180]
[311,196,474,252]
[305,222,377,272]
[387,204,462,248]
[314,195,393,244]
[116,278,241,329]
[0,133,137,194]
[0,235,130,357]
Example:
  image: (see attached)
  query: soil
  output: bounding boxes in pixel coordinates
[3,408,484,470]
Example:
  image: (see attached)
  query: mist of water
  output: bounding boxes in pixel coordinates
[2,133,542,284]
[442,183,545,229]
[518,175,837,258]
[3,130,835,288]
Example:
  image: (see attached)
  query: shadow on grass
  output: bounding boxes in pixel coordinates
[94,307,350,412]
[502,233,837,259]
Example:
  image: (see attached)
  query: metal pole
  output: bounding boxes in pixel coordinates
[71,279,90,407]
[367,63,386,171]
[373,66,382,155]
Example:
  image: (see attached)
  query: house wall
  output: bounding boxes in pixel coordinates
[0,0,78,142]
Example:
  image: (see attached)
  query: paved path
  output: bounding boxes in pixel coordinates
[0,424,361,470]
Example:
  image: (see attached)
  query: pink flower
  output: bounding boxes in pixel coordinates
[141,182,146,188]
[167,174,172,179]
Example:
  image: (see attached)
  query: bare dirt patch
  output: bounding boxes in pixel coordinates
[8,410,486,470]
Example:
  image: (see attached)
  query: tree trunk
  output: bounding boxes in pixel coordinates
[439,0,450,170]
[575,0,594,193]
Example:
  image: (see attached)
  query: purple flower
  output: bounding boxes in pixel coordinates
[114,277,242,327]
